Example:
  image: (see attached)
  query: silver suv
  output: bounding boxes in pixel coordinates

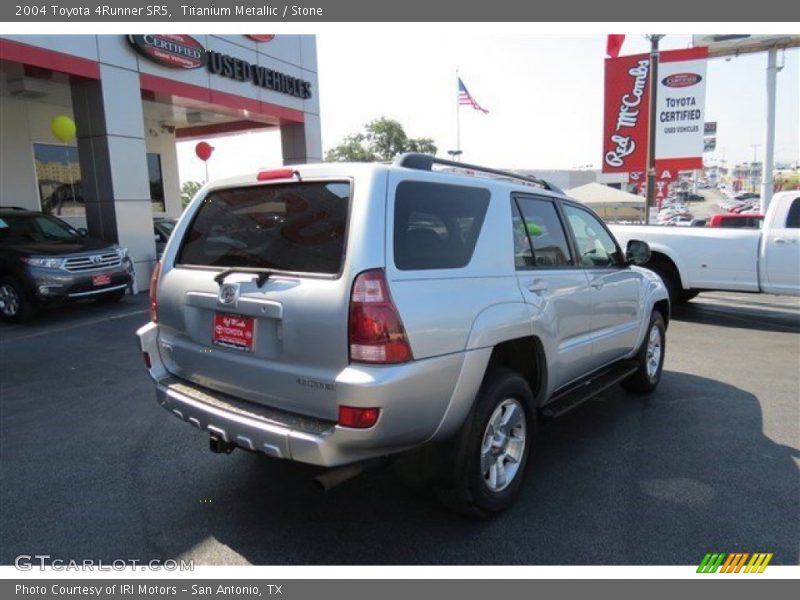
[137,154,669,515]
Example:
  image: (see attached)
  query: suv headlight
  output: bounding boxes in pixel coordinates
[22,257,64,269]
[116,247,129,260]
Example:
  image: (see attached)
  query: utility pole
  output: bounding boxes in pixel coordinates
[751,143,761,192]
[760,46,778,214]
[644,34,664,224]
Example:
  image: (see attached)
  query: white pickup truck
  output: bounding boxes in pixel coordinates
[610,191,800,303]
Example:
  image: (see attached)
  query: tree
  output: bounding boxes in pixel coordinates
[181,180,203,208]
[325,117,437,162]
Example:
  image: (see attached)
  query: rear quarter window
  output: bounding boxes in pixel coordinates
[177,181,350,275]
[393,181,490,270]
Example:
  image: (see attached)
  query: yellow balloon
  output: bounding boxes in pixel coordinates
[51,115,76,143]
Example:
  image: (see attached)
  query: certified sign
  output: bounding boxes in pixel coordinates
[655,47,709,172]
[128,35,205,69]
[662,72,703,88]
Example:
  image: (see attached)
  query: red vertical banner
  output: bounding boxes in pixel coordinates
[655,168,677,210]
[602,53,651,174]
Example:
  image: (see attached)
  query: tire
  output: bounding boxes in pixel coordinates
[648,264,680,305]
[0,276,37,322]
[435,368,535,517]
[622,311,666,394]
[94,287,127,304]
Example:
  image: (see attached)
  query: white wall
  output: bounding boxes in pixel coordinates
[0,96,40,213]
[0,95,85,225]
[143,120,181,217]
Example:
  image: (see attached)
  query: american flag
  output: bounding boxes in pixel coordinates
[458,77,488,114]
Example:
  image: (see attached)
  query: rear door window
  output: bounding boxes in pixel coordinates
[394,181,490,270]
[177,181,350,275]
[513,196,573,268]
[786,198,800,228]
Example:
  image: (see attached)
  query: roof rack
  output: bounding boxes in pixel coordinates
[393,153,564,194]
[0,206,29,211]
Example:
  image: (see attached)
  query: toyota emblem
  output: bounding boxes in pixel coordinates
[90,255,102,264]
[219,283,239,305]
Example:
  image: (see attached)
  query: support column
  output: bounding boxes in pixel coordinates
[760,47,778,214]
[71,64,156,291]
[280,114,323,165]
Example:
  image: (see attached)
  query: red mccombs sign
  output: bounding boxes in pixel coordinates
[602,52,650,174]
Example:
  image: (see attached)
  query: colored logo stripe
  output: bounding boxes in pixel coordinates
[697,552,773,573]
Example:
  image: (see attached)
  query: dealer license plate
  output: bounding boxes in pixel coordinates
[212,313,254,352]
[92,273,112,286]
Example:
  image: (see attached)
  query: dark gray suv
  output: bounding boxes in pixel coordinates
[0,208,133,322]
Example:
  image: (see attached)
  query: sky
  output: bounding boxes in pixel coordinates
[176,33,799,184]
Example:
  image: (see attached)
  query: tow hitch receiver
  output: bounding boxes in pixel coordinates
[209,435,236,454]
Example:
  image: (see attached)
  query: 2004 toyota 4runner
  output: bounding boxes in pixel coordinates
[137,154,669,515]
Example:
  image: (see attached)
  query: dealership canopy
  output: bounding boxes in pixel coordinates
[568,182,645,221]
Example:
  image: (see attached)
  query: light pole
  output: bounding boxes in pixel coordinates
[751,144,761,192]
[760,46,779,214]
[644,34,664,224]
[447,150,463,162]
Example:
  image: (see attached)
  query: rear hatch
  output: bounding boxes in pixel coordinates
[155,176,359,421]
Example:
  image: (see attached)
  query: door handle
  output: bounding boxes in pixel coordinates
[774,238,797,244]
[527,279,549,293]
[590,278,604,289]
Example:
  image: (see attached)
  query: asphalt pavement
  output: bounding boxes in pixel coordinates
[1,291,798,565]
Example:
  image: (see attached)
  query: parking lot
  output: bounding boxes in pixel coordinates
[1,291,798,566]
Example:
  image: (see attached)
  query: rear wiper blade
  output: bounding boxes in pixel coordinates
[213,268,274,288]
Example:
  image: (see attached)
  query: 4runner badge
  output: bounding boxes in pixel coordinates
[218,283,239,305]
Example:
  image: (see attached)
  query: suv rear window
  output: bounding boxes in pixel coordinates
[394,181,490,270]
[177,181,350,275]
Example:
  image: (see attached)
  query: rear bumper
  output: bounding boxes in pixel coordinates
[154,376,343,465]
[137,322,470,467]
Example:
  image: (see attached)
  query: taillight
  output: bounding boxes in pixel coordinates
[338,406,380,429]
[149,261,161,323]
[348,269,413,364]
[143,352,152,369]
[257,168,296,181]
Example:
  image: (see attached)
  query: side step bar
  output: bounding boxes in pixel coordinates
[540,361,638,419]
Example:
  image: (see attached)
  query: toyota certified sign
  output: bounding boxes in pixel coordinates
[655,47,708,172]
[128,35,205,69]
[662,72,703,88]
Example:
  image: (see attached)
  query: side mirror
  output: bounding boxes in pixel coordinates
[626,239,651,265]
[77,227,88,238]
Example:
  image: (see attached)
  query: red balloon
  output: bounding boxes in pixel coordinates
[195,142,214,161]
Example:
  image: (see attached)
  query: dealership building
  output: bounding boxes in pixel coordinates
[0,34,322,288]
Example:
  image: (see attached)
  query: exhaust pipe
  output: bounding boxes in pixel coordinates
[312,458,388,491]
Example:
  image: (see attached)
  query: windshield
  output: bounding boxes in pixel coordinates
[176,181,351,275]
[0,214,80,243]
[156,220,176,235]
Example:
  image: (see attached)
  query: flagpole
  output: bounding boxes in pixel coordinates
[456,70,461,157]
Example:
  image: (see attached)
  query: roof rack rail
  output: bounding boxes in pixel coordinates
[393,153,564,194]
[0,206,29,211]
